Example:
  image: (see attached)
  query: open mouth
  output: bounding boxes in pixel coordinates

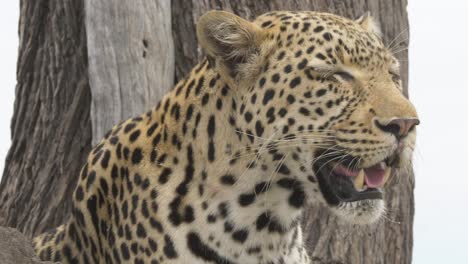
[314,151,395,206]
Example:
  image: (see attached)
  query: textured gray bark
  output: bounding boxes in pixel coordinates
[1,0,412,263]
[0,0,92,237]
[171,1,411,263]
[85,0,174,143]
[0,0,175,236]
[0,227,55,264]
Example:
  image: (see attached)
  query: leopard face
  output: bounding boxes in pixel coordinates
[198,11,418,224]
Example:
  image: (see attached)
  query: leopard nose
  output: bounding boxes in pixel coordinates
[375,118,420,138]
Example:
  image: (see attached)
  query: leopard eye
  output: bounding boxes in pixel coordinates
[333,71,354,82]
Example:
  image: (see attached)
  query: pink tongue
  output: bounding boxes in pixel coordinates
[364,162,386,188]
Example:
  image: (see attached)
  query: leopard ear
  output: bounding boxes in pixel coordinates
[355,12,382,37]
[197,11,265,72]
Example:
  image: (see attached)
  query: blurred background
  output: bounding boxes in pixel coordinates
[0,1,467,263]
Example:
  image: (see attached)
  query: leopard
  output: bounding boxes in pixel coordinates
[33,10,419,264]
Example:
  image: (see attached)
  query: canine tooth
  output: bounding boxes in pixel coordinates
[354,169,365,190]
[383,167,392,186]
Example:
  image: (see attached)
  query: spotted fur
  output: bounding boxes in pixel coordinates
[33,10,418,264]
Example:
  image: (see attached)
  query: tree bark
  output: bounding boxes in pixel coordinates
[1,0,412,263]
[85,0,174,143]
[0,227,54,264]
[0,0,92,237]
[0,0,175,237]
[171,1,411,263]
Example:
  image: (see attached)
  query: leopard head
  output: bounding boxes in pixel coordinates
[197,10,418,224]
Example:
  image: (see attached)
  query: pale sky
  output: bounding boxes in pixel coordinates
[0,1,467,263]
[408,1,468,263]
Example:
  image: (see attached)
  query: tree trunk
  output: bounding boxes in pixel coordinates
[0,0,92,237]
[1,0,412,263]
[84,0,174,143]
[0,0,175,237]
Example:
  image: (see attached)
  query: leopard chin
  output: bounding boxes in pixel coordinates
[331,199,385,224]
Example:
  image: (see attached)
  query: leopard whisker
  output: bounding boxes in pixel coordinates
[387,27,409,51]
[261,152,289,208]
[229,142,338,161]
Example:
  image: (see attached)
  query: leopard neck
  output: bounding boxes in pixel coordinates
[153,60,315,242]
